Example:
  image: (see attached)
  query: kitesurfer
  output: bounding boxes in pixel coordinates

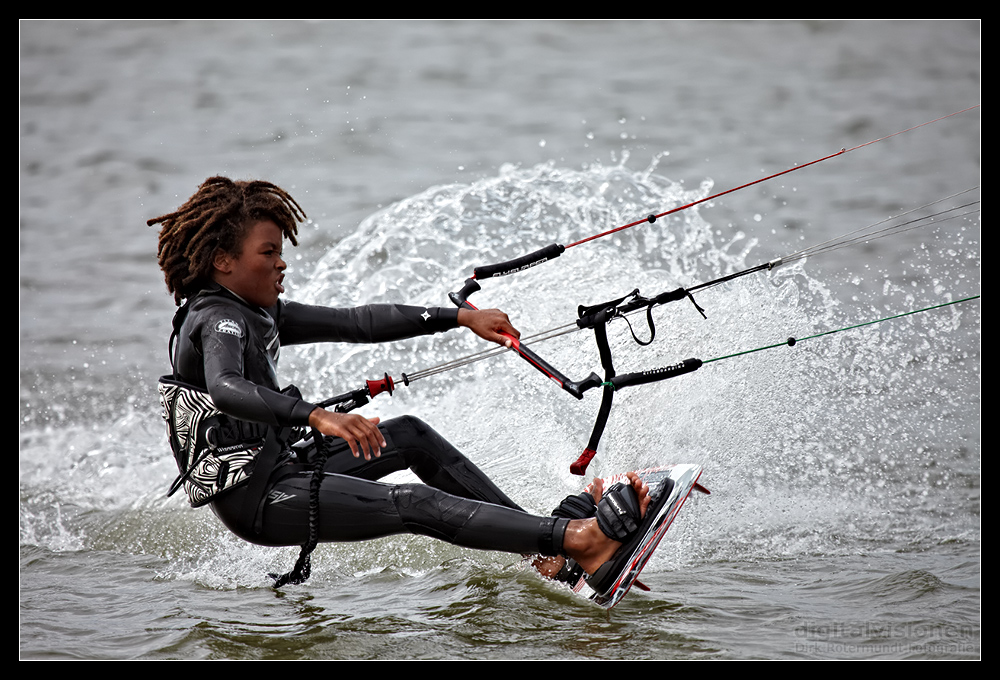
[150,176,650,583]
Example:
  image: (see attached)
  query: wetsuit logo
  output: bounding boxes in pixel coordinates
[268,490,295,505]
[215,319,243,338]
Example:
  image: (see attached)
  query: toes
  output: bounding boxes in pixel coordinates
[639,490,651,516]
[627,472,651,517]
[589,477,605,504]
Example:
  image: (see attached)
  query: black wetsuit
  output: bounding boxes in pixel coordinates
[170,285,566,556]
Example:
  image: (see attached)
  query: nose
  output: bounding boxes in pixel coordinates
[277,254,287,270]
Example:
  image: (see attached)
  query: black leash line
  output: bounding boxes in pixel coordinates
[430,189,978,395]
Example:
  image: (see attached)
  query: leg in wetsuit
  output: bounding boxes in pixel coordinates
[210,416,566,556]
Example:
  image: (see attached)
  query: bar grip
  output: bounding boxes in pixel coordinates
[610,358,702,389]
[473,243,565,280]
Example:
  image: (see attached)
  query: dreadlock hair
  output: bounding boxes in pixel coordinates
[149,177,306,305]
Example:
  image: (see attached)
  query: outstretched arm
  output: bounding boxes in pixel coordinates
[278,301,521,348]
[277,301,460,345]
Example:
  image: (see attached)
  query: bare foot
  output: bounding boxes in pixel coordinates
[532,477,607,578]
[562,472,650,576]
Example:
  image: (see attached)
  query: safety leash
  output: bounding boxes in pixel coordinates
[270,428,331,588]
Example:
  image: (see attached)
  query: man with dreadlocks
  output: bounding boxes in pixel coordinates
[151,176,649,587]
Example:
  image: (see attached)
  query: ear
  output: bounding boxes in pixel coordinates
[212,249,234,275]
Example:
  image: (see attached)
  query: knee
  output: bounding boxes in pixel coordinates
[383,415,448,456]
[383,414,431,440]
[380,415,466,473]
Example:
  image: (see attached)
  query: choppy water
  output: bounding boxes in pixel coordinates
[20,20,979,659]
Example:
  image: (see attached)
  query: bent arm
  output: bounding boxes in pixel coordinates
[199,319,316,427]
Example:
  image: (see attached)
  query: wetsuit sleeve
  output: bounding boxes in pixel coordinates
[199,312,316,427]
[276,300,460,346]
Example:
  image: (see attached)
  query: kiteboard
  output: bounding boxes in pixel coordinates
[570,463,708,608]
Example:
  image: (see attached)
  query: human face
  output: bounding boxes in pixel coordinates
[212,220,287,308]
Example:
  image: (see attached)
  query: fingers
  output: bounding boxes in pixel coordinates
[457,308,521,346]
[308,408,386,460]
[492,310,520,341]
[346,416,385,460]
